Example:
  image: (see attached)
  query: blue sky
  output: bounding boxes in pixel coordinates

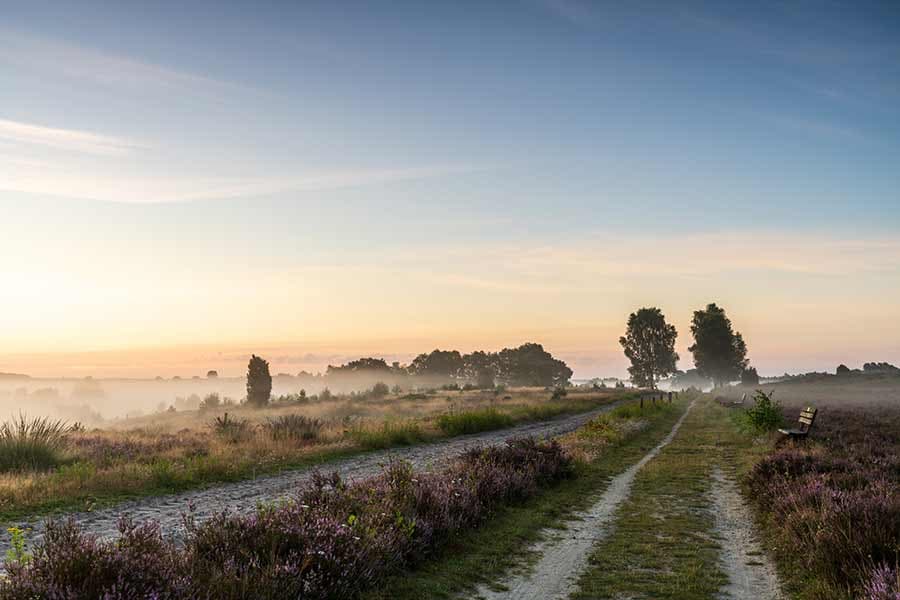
[1,1,899,377]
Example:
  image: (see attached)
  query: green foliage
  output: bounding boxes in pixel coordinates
[246,354,272,408]
[262,415,322,443]
[371,382,390,397]
[688,303,748,387]
[198,393,221,412]
[551,386,568,400]
[740,366,760,385]
[437,408,514,436]
[743,389,783,433]
[408,349,464,379]
[0,414,72,472]
[5,526,31,566]
[619,307,679,389]
[347,421,426,450]
[210,413,253,444]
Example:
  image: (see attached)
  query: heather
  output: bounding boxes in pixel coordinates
[746,406,900,598]
[0,437,573,599]
[0,388,619,519]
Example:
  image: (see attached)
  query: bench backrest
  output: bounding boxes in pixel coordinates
[798,407,817,432]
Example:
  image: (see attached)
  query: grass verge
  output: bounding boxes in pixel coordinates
[0,392,626,522]
[570,397,768,599]
[361,398,686,600]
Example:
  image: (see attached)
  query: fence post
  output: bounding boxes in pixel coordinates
[640,396,644,410]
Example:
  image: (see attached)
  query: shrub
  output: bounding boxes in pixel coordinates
[551,386,568,400]
[0,414,72,472]
[863,564,900,600]
[0,439,572,599]
[347,421,425,450]
[371,382,390,397]
[210,413,253,444]
[743,389,783,433]
[437,407,514,436]
[262,414,322,443]
[747,406,900,596]
[198,393,221,412]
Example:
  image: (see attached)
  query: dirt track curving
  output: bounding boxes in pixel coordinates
[475,400,695,600]
[2,403,623,554]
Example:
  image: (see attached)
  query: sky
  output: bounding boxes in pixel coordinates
[1,0,899,379]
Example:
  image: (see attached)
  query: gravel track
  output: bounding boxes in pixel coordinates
[475,400,695,600]
[3,403,622,553]
[710,465,785,600]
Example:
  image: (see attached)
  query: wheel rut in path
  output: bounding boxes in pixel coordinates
[2,402,623,554]
[475,400,696,600]
[710,465,785,600]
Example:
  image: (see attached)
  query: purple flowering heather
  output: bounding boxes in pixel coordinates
[747,407,900,597]
[1,437,572,599]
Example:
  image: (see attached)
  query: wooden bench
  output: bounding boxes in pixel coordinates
[778,406,817,440]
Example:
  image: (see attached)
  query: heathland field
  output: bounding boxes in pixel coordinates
[1,378,899,599]
[0,386,622,519]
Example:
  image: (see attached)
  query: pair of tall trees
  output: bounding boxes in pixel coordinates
[619,303,749,389]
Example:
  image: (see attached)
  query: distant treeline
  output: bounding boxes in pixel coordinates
[287,342,572,392]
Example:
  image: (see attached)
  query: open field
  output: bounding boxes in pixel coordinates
[0,395,672,598]
[0,387,624,520]
[2,381,898,598]
[721,372,900,409]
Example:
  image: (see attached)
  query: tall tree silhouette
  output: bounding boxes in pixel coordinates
[246,354,272,407]
[619,307,679,389]
[688,303,748,388]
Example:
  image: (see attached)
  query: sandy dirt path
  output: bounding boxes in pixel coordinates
[475,400,695,600]
[710,466,785,600]
[2,402,623,553]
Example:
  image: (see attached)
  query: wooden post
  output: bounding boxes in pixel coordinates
[640,396,644,410]
[668,391,672,403]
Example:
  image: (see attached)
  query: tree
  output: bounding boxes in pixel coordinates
[688,303,748,388]
[206,370,218,379]
[619,307,679,389]
[408,350,464,380]
[495,343,572,387]
[326,357,391,375]
[461,350,497,388]
[246,354,272,407]
[836,364,850,376]
[740,366,760,386]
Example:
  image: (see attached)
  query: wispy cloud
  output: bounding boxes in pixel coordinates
[0,118,141,156]
[0,28,235,93]
[0,163,474,203]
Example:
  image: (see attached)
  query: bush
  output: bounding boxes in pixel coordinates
[262,414,322,443]
[371,382,390,397]
[746,406,900,596]
[198,393,221,412]
[0,414,72,472]
[347,421,425,450]
[209,413,253,444]
[437,408,514,436]
[551,386,568,400]
[743,389,783,433]
[0,439,572,599]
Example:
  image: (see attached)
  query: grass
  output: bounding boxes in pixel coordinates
[0,415,72,472]
[347,420,429,449]
[437,407,514,435]
[570,397,765,599]
[362,398,685,600]
[0,388,625,521]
